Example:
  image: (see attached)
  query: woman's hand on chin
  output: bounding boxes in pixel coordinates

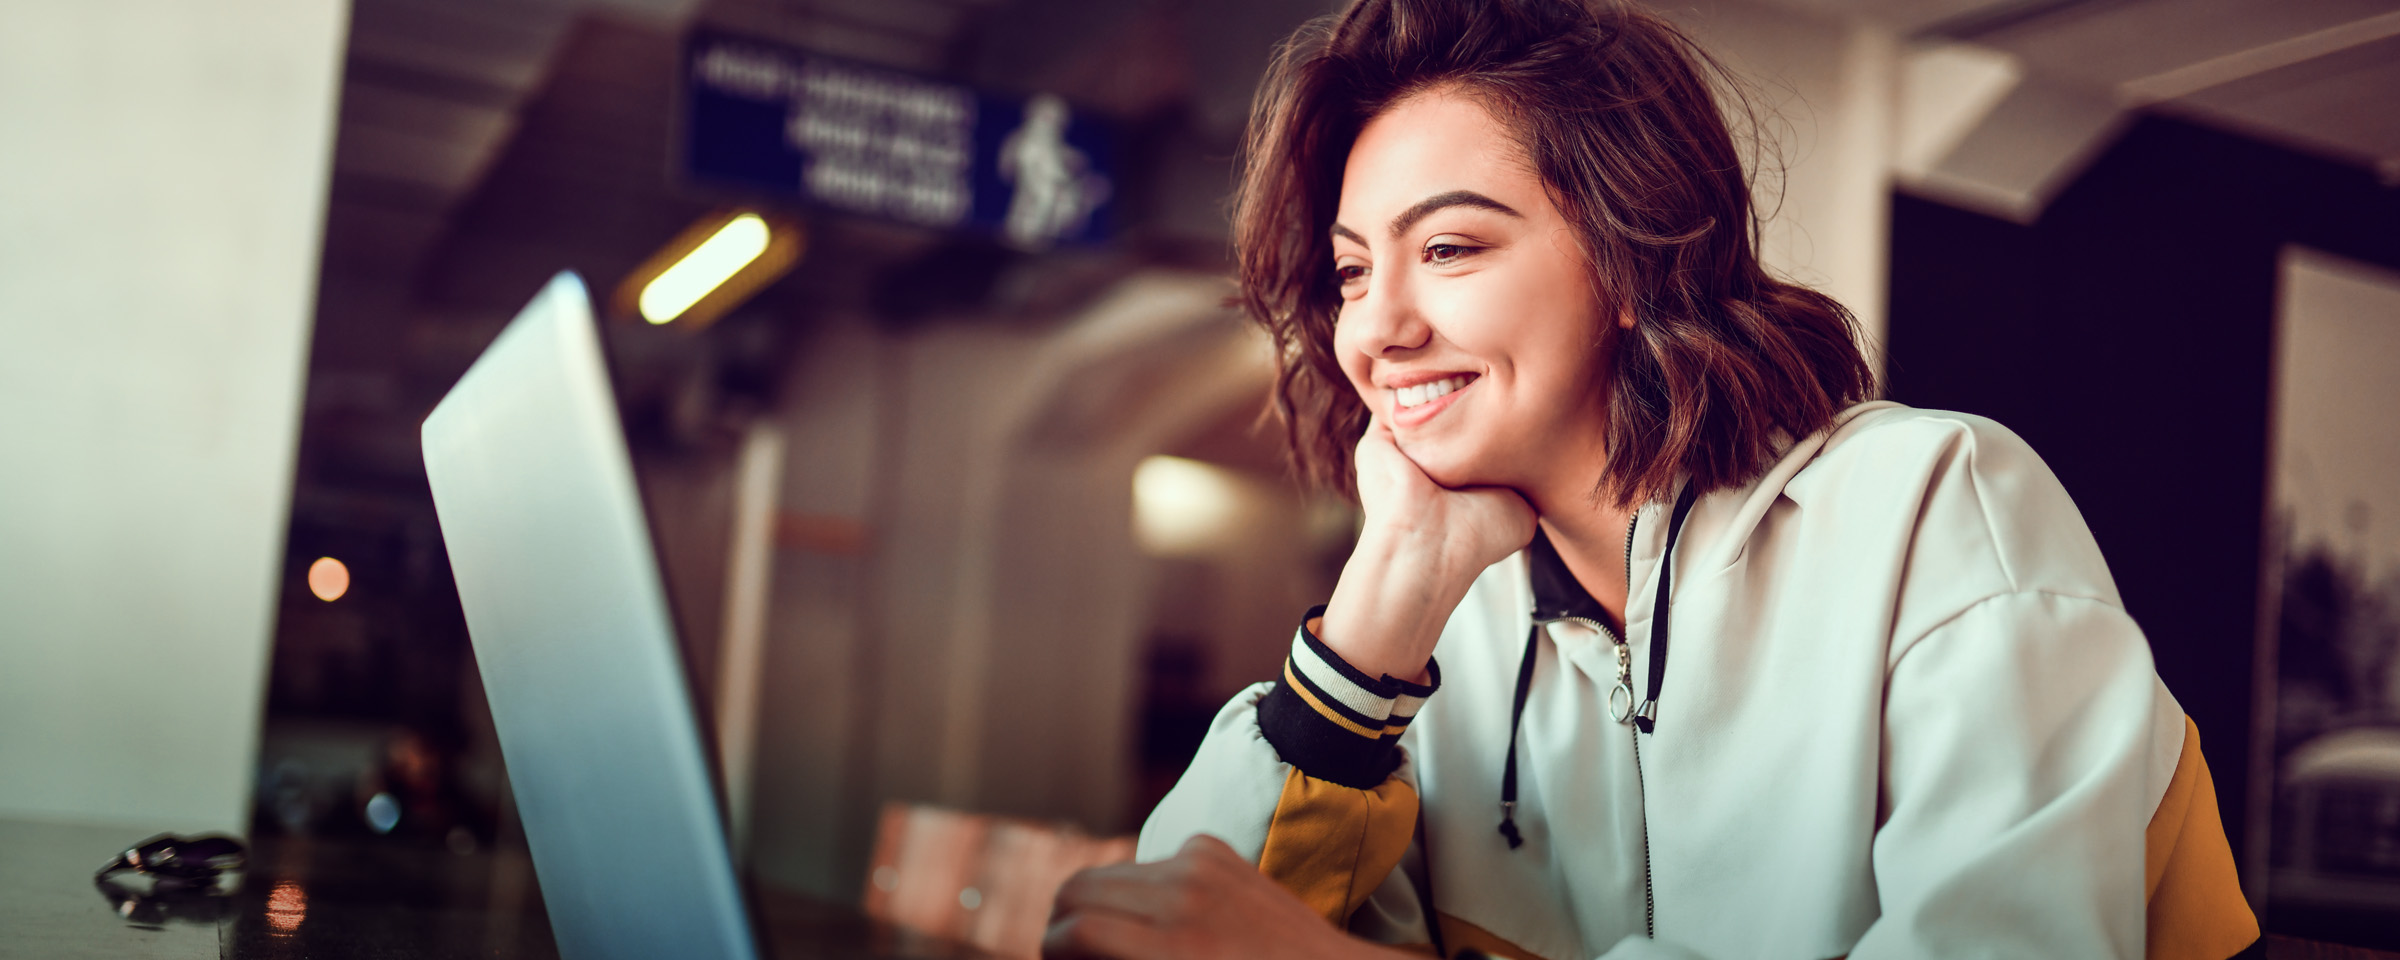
[1353,417,1537,570]
[1319,416,1536,682]
[1042,836,1419,960]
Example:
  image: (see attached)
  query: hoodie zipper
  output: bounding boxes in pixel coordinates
[1629,677,1657,940]
[1621,509,1657,941]
[1555,610,1654,942]
[1534,510,1654,940]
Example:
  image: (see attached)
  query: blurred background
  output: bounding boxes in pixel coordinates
[3,0,2397,953]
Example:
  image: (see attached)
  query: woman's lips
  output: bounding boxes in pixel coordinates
[1390,374,1476,429]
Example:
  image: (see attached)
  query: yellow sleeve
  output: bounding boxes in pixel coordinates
[1259,768,1422,924]
[2143,717,2258,960]
[1252,612,1439,926]
[1252,614,1548,960]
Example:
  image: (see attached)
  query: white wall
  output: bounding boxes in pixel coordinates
[0,1,347,832]
[1652,0,1898,374]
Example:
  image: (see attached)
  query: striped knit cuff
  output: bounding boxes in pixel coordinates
[1257,605,1442,789]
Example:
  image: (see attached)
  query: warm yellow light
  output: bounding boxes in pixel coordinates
[307,556,350,602]
[1133,456,1247,556]
[640,213,771,324]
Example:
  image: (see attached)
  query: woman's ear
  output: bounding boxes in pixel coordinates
[1617,303,1636,330]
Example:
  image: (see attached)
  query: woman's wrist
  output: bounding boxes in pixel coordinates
[1318,522,1478,683]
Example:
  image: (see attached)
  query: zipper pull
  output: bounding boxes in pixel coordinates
[1609,642,1635,724]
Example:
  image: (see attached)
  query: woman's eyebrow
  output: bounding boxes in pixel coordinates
[1389,190,1521,237]
[1329,190,1523,248]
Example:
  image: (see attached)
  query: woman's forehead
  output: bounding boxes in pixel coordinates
[1336,91,1548,240]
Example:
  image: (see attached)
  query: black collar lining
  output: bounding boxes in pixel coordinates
[1525,527,1616,633]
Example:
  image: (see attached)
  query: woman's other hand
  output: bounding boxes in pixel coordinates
[1042,836,1417,960]
[1319,416,1536,682]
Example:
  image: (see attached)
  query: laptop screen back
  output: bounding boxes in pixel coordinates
[422,272,757,960]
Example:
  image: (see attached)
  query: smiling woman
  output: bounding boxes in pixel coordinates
[1329,95,1615,497]
[1239,4,1870,512]
[1041,2,2258,960]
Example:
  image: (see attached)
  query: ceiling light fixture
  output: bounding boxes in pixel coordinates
[641,214,771,324]
[614,210,805,331]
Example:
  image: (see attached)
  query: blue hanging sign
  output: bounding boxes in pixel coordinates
[682,32,1115,249]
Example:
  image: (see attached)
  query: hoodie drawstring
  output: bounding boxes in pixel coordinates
[1498,483,1699,848]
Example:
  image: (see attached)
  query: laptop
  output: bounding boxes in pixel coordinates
[423,272,928,960]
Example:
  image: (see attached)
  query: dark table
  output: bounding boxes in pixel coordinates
[0,817,980,960]
[11,816,2396,960]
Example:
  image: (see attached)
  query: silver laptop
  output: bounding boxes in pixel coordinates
[422,272,757,960]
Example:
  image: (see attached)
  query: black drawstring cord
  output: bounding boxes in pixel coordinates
[1633,483,1700,735]
[1497,620,1541,848]
[1498,482,1700,848]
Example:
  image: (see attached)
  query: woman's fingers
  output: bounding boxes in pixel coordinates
[1176,834,1242,861]
[1365,411,1398,444]
[1352,414,1440,515]
[1051,835,1244,926]
[1460,484,1537,544]
[1357,415,1538,563]
[1052,860,1190,925]
[1042,908,1173,960]
[1043,835,1355,960]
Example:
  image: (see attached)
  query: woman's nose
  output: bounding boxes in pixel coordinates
[1344,273,1432,356]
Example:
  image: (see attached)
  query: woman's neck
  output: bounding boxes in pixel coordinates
[1531,490,1637,630]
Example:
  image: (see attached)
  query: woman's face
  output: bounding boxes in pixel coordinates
[1331,89,1616,495]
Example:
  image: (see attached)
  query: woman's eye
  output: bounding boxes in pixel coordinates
[1335,264,1367,284]
[1423,243,1477,265]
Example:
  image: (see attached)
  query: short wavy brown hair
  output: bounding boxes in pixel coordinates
[1236,0,1875,508]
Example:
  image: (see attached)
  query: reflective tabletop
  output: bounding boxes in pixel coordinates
[0,817,982,960]
[17,816,2385,960]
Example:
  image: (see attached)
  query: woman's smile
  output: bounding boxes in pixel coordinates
[1389,372,1478,427]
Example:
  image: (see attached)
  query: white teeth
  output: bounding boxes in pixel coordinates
[1395,376,1468,409]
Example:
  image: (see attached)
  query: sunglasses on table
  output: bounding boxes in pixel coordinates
[95,833,246,883]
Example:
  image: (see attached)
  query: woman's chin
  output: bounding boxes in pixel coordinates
[1400,444,1500,491]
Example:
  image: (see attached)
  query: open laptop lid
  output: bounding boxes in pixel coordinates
[422,272,757,960]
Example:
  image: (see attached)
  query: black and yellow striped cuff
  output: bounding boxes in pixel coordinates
[1258,605,1441,790]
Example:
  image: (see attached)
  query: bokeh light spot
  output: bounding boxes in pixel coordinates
[266,879,306,934]
[307,556,349,602]
[364,791,400,834]
[1133,456,1245,556]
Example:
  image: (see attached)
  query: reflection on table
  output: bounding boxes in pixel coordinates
[1,816,996,960]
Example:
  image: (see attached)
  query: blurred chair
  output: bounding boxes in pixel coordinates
[863,803,1135,958]
[2272,728,2400,914]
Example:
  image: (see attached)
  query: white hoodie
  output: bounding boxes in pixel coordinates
[1136,402,2254,960]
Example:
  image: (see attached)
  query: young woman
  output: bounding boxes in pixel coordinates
[1045,1,2256,957]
